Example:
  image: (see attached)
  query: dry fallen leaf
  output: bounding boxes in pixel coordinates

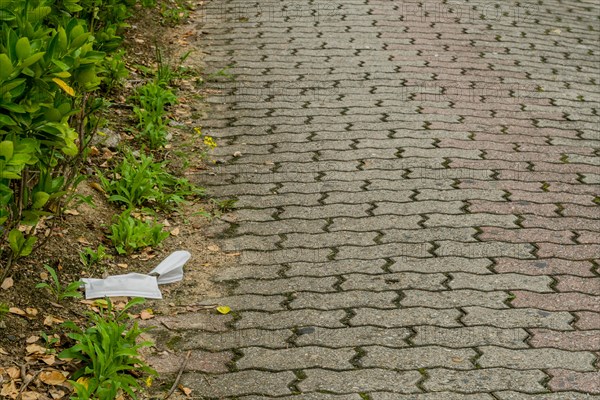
[26,335,39,344]
[170,227,180,236]
[207,244,220,252]
[64,209,80,216]
[88,181,105,193]
[102,149,114,159]
[0,347,8,355]
[6,366,20,379]
[140,309,154,320]
[1,277,13,290]
[179,385,192,397]
[39,370,67,385]
[41,354,56,366]
[26,343,46,355]
[216,305,231,315]
[22,392,42,400]
[117,263,128,269]
[9,307,26,316]
[0,381,18,397]
[77,237,91,245]
[49,389,66,399]
[43,316,64,326]
[26,307,38,316]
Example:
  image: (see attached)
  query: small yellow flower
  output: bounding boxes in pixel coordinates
[145,376,153,387]
[194,127,202,135]
[203,135,217,149]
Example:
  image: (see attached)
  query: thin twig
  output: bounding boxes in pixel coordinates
[16,369,41,400]
[163,350,191,400]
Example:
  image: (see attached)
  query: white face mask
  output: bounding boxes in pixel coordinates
[82,273,163,299]
[149,250,191,284]
[81,251,191,299]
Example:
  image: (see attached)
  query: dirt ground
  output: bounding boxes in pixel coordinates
[0,2,234,398]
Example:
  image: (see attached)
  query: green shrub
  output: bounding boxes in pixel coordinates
[36,264,83,302]
[108,210,169,254]
[98,151,204,210]
[0,0,152,268]
[0,2,105,263]
[132,82,177,148]
[59,297,156,400]
[79,245,111,268]
[0,302,8,322]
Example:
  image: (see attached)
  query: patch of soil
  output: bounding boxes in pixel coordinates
[0,2,235,398]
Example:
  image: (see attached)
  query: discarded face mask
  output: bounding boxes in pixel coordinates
[149,250,190,284]
[81,251,191,299]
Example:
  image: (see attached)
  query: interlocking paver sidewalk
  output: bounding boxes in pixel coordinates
[162,0,599,397]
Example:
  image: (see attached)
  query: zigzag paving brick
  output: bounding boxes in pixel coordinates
[323,189,413,204]
[298,369,421,393]
[390,256,493,274]
[181,370,295,397]
[401,289,509,309]
[294,326,410,348]
[145,348,232,374]
[290,290,399,310]
[494,392,597,400]
[371,394,495,400]
[240,395,363,400]
[237,346,355,370]
[341,272,447,291]
[547,370,600,394]
[448,273,553,292]
[336,243,433,259]
[435,241,536,259]
[213,264,283,281]
[477,346,597,371]
[235,219,326,235]
[282,231,379,248]
[285,259,387,277]
[412,326,529,349]
[573,312,600,330]
[351,307,463,328]
[493,258,596,277]
[424,213,519,228]
[361,345,476,370]
[240,248,331,264]
[180,329,292,351]
[232,277,338,295]
[235,310,347,330]
[373,200,465,215]
[416,188,507,201]
[462,307,575,330]
[422,368,548,393]
[380,227,478,243]
[170,0,600,396]
[150,313,232,332]
[528,329,600,351]
[511,291,600,312]
[329,215,423,231]
[195,294,287,312]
